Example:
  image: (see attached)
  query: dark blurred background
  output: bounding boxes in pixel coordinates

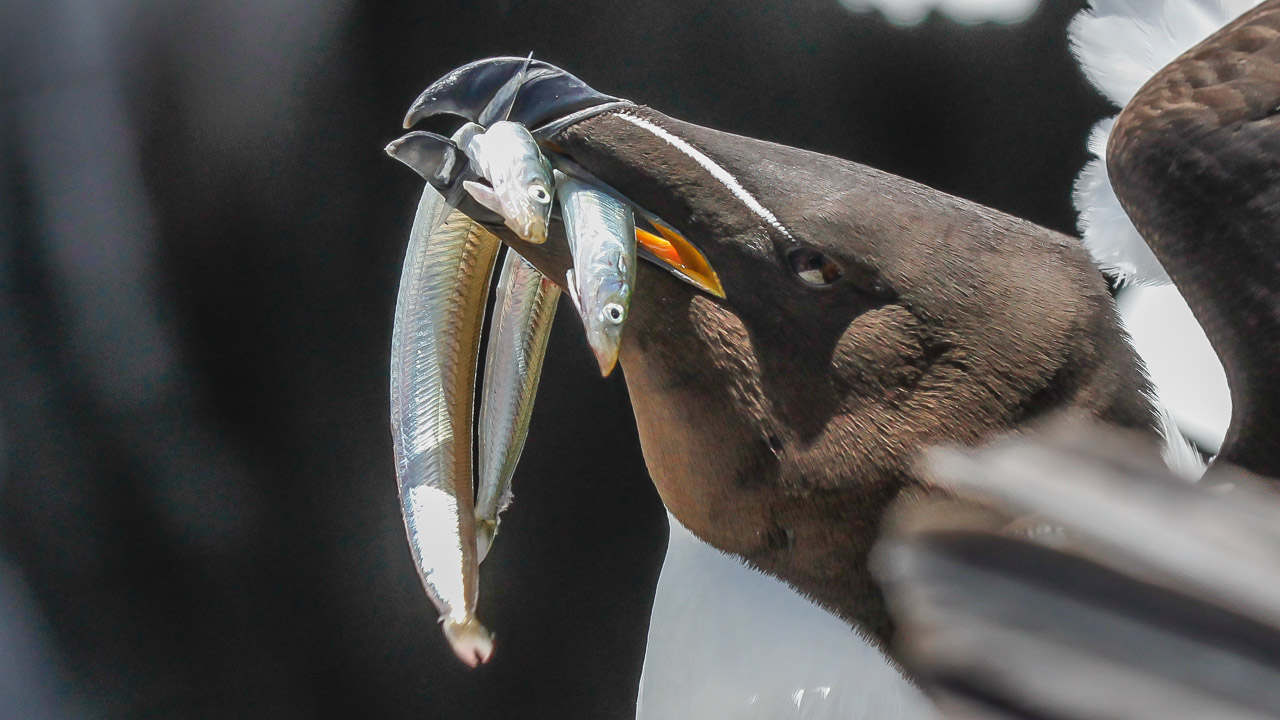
[0,0,1108,718]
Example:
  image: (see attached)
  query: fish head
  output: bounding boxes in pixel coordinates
[570,246,632,376]
[463,121,554,244]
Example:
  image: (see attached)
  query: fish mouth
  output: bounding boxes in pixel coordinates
[516,208,547,246]
[589,334,620,376]
[459,175,546,244]
[397,57,725,302]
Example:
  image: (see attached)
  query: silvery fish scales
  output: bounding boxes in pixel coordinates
[476,252,560,561]
[390,184,499,667]
[556,170,637,376]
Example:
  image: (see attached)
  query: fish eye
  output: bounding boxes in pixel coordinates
[528,184,551,204]
[788,248,843,286]
[603,302,626,325]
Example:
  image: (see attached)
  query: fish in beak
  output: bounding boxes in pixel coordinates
[387,128,499,666]
[556,169,636,376]
[457,121,555,245]
[390,57,1157,649]
[475,251,559,562]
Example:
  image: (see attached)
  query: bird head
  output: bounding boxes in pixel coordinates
[392,57,1155,637]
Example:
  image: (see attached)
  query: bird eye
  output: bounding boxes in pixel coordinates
[788,248,843,286]
[528,184,551,204]
[603,302,626,325]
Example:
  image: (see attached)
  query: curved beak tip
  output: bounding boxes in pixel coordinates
[402,99,423,129]
[402,95,434,129]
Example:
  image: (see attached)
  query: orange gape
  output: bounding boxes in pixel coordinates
[636,227,682,266]
[635,223,726,299]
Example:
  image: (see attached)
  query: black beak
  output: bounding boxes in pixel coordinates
[384,131,470,188]
[384,131,504,226]
[391,57,724,298]
[402,56,629,136]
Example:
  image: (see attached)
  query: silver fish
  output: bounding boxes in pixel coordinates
[459,120,554,244]
[555,170,637,376]
[390,182,499,667]
[475,252,561,562]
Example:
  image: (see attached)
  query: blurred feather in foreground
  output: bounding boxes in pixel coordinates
[878,415,1280,720]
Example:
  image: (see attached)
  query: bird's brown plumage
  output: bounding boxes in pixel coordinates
[504,107,1156,640]
[1109,0,1280,480]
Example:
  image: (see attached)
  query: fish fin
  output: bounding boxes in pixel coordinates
[455,122,486,156]
[565,268,584,317]
[464,180,505,218]
[480,52,535,126]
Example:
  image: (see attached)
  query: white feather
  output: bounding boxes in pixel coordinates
[1075,118,1172,283]
[637,515,938,720]
[1070,0,1262,285]
[1070,1,1238,466]
[1118,285,1231,455]
[836,0,1041,25]
[1157,402,1208,479]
